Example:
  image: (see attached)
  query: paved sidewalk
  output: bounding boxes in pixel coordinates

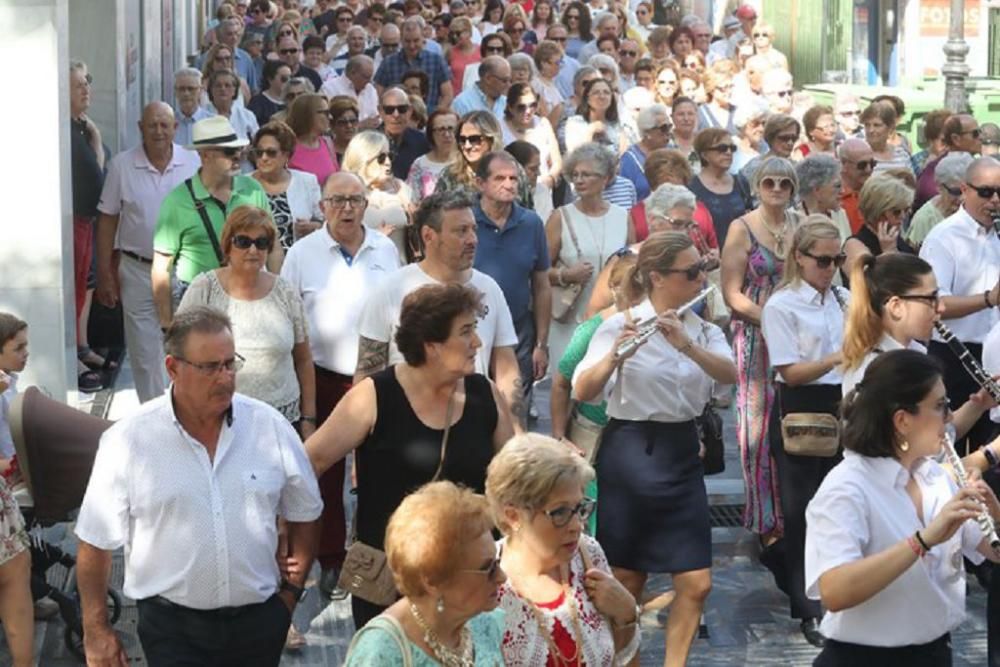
[3,369,990,665]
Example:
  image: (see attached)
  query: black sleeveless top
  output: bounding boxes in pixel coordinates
[355,367,499,549]
[842,225,915,286]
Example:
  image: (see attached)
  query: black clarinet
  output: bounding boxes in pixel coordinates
[933,321,1000,403]
[992,211,1000,238]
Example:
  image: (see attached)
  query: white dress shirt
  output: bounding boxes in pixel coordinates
[357,263,518,375]
[320,74,379,122]
[841,334,926,396]
[805,450,984,646]
[280,226,400,376]
[572,299,733,422]
[761,282,847,386]
[98,144,201,259]
[74,392,323,610]
[980,320,1000,423]
[920,206,1000,343]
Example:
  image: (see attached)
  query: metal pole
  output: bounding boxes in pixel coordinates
[941,0,970,112]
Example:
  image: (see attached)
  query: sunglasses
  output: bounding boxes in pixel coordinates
[960,128,982,139]
[774,133,799,143]
[485,45,505,53]
[619,49,638,57]
[709,143,737,153]
[896,290,941,308]
[653,122,673,134]
[279,48,300,55]
[252,147,281,158]
[515,102,538,112]
[370,152,391,165]
[232,235,272,251]
[942,184,962,197]
[458,134,485,146]
[459,556,503,582]
[847,158,878,171]
[967,183,1000,200]
[801,251,846,269]
[382,104,410,115]
[664,260,707,281]
[761,176,794,191]
[218,147,244,158]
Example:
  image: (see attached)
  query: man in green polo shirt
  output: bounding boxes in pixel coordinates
[152,116,281,328]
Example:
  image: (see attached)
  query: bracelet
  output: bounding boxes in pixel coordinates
[677,340,694,355]
[557,268,567,287]
[986,291,993,309]
[915,530,932,553]
[300,416,317,423]
[611,604,642,629]
[906,534,925,558]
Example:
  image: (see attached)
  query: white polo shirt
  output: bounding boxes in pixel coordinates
[280,226,400,376]
[357,263,518,375]
[761,282,848,386]
[97,144,201,259]
[74,392,323,610]
[320,74,379,122]
[920,206,1000,344]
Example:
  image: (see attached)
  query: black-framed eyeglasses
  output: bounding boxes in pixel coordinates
[458,556,502,582]
[322,194,367,209]
[279,48,300,55]
[942,184,962,197]
[252,147,281,159]
[176,353,245,376]
[895,291,940,309]
[542,497,596,528]
[458,133,485,146]
[514,102,538,112]
[370,152,391,165]
[708,143,737,154]
[652,122,673,135]
[335,116,359,127]
[967,183,1000,200]
[959,128,982,139]
[800,250,846,269]
[382,104,410,116]
[232,234,273,251]
[664,260,707,281]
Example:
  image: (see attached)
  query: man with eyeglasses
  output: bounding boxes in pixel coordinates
[152,117,275,330]
[374,16,454,113]
[280,172,399,600]
[914,114,982,211]
[761,68,794,115]
[378,87,430,180]
[199,17,260,94]
[839,138,876,234]
[95,102,200,404]
[452,56,510,118]
[545,24,581,100]
[172,68,212,149]
[366,22,401,70]
[322,55,379,124]
[621,104,672,200]
[617,38,640,90]
[275,35,324,92]
[329,25,369,76]
[76,306,322,667]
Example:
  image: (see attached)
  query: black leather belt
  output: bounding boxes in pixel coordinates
[121,250,152,264]
[144,594,273,618]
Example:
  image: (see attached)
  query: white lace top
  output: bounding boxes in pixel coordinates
[498,534,641,666]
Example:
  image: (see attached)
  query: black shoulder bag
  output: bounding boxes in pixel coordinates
[184,178,226,265]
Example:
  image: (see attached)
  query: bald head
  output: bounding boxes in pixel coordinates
[839,138,871,161]
[139,101,177,150]
[967,156,1000,183]
[839,138,874,191]
[479,56,511,99]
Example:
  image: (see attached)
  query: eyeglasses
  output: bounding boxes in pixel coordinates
[252,147,281,159]
[800,250,846,269]
[218,147,244,158]
[774,89,794,98]
[959,128,982,139]
[458,134,486,146]
[942,184,962,197]
[458,556,502,582]
[382,104,410,116]
[761,176,794,191]
[846,158,877,171]
[708,143,737,153]
[322,194,367,208]
[549,36,567,43]
[664,260,707,281]
[752,32,768,38]
[382,42,400,50]
[485,45,506,54]
[570,170,603,181]
[542,498,596,528]
[338,15,354,22]
[370,152,391,165]
[176,353,245,376]
[232,234,273,251]
[917,397,952,418]
[895,290,941,309]
[838,109,860,117]
[335,115,359,126]
[655,215,693,230]
[514,102,538,112]
[619,49,638,57]
[967,183,1000,200]
[652,122,673,134]
[279,48,300,55]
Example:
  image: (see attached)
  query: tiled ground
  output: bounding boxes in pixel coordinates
[4,369,991,665]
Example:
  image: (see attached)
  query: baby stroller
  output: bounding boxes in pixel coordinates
[8,385,123,660]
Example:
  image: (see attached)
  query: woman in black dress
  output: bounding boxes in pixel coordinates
[842,171,915,284]
[305,283,514,628]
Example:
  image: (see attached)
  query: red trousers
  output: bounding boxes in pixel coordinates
[73,215,94,321]
[315,365,352,570]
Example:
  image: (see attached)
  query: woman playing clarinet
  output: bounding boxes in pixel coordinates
[760,217,848,646]
[807,349,1000,666]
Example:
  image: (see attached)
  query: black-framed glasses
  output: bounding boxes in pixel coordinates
[322,194,367,209]
[335,116,359,127]
[967,183,1000,200]
[652,122,673,135]
[382,104,410,116]
[708,143,737,154]
[542,498,596,528]
[232,234,273,251]
[895,291,940,309]
[219,147,245,158]
[773,133,798,143]
[370,152,391,165]
[514,101,538,112]
[176,353,245,376]
[279,48,300,55]
[959,128,982,139]
[942,184,962,197]
[458,133,485,146]
[458,556,502,582]
[664,260,707,281]
[800,251,846,269]
[252,147,281,159]
[847,158,877,171]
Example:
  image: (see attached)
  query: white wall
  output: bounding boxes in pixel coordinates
[901,0,991,81]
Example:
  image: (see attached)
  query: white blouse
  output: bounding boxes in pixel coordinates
[573,299,732,422]
[841,333,926,396]
[498,534,640,666]
[761,282,848,386]
[805,450,984,646]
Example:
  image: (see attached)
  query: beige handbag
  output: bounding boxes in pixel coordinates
[566,409,604,463]
[338,390,456,605]
[781,413,840,457]
[552,207,586,323]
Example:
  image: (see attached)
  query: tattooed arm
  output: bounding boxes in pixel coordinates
[353,335,390,385]
[492,345,526,434]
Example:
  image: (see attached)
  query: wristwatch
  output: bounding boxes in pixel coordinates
[280,579,307,602]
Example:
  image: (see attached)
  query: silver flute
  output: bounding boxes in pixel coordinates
[614,286,715,360]
[940,429,1000,551]
[932,321,1000,403]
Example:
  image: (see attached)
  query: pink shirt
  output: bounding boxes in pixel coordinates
[449,48,481,94]
[288,137,339,189]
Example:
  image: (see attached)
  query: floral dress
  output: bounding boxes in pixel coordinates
[0,476,28,565]
[731,219,784,535]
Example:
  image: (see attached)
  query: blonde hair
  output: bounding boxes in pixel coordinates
[778,215,841,289]
[609,252,642,308]
[858,172,914,228]
[385,481,494,598]
[626,231,694,295]
[485,434,594,536]
[342,130,391,185]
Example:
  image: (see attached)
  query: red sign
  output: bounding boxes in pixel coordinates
[919,0,981,38]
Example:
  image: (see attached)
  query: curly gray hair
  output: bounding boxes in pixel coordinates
[795,154,841,196]
[935,151,974,187]
[563,142,617,180]
[647,184,697,218]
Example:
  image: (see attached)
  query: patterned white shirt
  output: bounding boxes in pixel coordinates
[75,392,323,610]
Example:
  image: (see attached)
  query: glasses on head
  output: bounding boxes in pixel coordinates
[761,176,794,191]
[279,47,300,55]
[322,194,367,209]
[458,556,502,582]
[458,133,485,146]
[382,104,410,116]
[252,147,281,159]
[801,250,846,269]
[176,353,245,376]
[895,290,941,309]
[514,101,538,112]
[370,152,391,165]
[232,234,273,251]
[709,143,737,154]
[664,260,707,281]
[542,498,596,528]
[967,183,1000,200]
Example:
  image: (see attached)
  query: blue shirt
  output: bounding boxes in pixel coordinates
[374,49,452,112]
[174,107,213,148]
[452,83,507,118]
[555,56,580,100]
[620,144,650,200]
[473,201,550,322]
[197,47,259,93]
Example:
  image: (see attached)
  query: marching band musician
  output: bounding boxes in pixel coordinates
[573,231,736,667]
[918,157,1000,453]
[806,350,1000,667]
[760,217,848,647]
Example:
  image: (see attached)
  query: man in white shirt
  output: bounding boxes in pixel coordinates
[356,190,526,427]
[328,26,369,75]
[172,68,212,147]
[95,102,201,403]
[451,56,510,118]
[280,172,399,597]
[920,157,1000,450]
[320,55,379,124]
[367,23,401,71]
[76,307,322,666]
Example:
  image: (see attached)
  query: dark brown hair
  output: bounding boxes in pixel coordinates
[395,284,485,365]
[0,313,27,352]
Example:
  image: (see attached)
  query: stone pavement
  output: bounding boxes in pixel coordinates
[2,367,990,665]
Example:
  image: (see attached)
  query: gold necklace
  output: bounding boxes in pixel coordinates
[409,603,475,667]
[759,210,789,259]
[525,583,585,667]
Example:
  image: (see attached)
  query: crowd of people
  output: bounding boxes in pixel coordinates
[1,0,1000,665]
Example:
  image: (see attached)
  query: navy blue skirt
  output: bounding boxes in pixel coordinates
[595,419,711,573]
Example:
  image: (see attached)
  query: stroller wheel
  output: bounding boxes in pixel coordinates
[106,588,123,625]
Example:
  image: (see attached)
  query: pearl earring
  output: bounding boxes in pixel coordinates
[436,596,445,613]
[900,439,909,452]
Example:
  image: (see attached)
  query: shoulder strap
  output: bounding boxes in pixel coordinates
[734,174,753,211]
[560,206,584,262]
[430,384,458,482]
[184,178,226,265]
[345,615,414,667]
[738,217,757,245]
